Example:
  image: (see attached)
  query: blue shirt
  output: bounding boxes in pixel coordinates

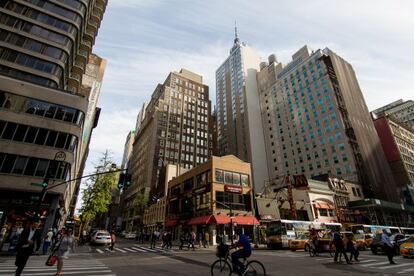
[238,234,252,254]
[381,233,393,247]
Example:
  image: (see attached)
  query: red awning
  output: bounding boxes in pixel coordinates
[210,215,231,224]
[187,215,212,225]
[165,219,177,227]
[314,201,334,210]
[232,216,260,225]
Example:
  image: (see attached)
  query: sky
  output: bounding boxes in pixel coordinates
[76,0,414,210]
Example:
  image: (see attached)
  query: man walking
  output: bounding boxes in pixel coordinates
[381,230,396,264]
[150,230,158,249]
[42,228,53,255]
[332,231,350,264]
[109,231,116,251]
[204,231,209,248]
[15,217,41,276]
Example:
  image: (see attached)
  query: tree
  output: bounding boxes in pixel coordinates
[79,150,119,229]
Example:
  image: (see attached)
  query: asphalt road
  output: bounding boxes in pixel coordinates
[1,238,413,276]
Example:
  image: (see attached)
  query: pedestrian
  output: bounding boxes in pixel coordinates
[43,228,54,255]
[150,230,157,249]
[179,232,186,250]
[204,231,209,248]
[166,231,172,249]
[345,233,359,262]
[198,232,203,248]
[109,231,116,251]
[55,228,75,276]
[188,231,196,250]
[161,231,167,249]
[332,231,350,264]
[381,230,396,264]
[15,217,41,276]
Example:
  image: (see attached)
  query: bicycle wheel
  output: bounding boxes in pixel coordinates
[309,247,315,257]
[211,259,231,276]
[245,260,266,276]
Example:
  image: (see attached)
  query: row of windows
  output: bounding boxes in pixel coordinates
[0,47,63,84]
[25,0,82,24]
[6,2,76,33]
[215,169,249,187]
[0,152,70,180]
[0,120,78,151]
[0,13,71,46]
[0,30,67,61]
[0,64,57,87]
[0,90,85,126]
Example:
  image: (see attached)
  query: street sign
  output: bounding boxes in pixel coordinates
[31,182,47,187]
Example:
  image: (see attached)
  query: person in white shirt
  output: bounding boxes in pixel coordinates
[43,228,54,254]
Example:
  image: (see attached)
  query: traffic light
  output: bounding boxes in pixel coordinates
[118,173,125,190]
[125,174,132,187]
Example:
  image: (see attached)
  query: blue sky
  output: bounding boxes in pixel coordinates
[76,0,414,209]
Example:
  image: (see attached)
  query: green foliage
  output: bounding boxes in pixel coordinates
[79,150,119,224]
[133,192,147,215]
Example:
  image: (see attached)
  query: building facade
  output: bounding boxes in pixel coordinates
[0,0,107,230]
[123,69,213,231]
[165,155,258,245]
[372,99,414,129]
[121,130,135,170]
[257,45,398,203]
[215,32,269,193]
[373,115,414,205]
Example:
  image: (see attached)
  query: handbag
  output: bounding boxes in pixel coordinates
[45,255,57,266]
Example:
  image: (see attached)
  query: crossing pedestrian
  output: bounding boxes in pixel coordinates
[109,231,116,251]
[179,232,186,250]
[55,228,75,276]
[42,228,54,255]
[332,231,350,264]
[204,231,209,248]
[198,232,203,248]
[345,233,359,262]
[15,217,41,276]
[150,230,158,249]
[188,231,196,250]
[381,230,396,264]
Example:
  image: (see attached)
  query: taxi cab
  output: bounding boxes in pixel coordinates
[354,233,373,250]
[288,234,308,251]
[304,232,333,252]
[400,237,414,258]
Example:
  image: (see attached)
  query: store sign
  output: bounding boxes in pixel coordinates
[224,185,242,194]
[193,185,210,195]
[293,174,308,189]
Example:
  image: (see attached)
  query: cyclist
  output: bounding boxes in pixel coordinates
[309,228,319,253]
[230,229,252,275]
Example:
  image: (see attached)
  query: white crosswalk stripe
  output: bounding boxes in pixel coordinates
[377,263,412,270]
[398,267,414,274]
[0,256,115,276]
[94,245,187,254]
[114,248,127,253]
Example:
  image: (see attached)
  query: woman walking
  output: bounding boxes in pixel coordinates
[55,228,74,276]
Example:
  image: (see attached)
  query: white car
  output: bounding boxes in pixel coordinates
[91,230,111,245]
[124,232,136,239]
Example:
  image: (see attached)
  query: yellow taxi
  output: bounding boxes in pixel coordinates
[400,237,414,258]
[354,233,373,250]
[288,234,308,251]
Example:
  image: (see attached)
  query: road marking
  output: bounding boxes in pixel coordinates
[124,247,137,252]
[357,259,376,263]
[361,261,391,267]
[144,247,158,252]
[378,263,412,270]
[397,267,414,274]
[96,249,104,253]
[114,247,127,253]
[132,246,147,252]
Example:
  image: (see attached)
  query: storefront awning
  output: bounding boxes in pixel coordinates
[314,201,334,210]
[233,216,260,225]
[187,215,212,225]
[165,219,177,227]
[211,214,231,224]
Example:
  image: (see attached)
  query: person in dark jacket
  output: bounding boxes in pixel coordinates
[345,233,359,262]
[332,231,350,264]
[15,218,41,276]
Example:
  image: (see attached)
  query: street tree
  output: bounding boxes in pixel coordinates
[79,150,119,230]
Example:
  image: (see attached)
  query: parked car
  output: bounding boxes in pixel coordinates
[91,230,111,245]
[400,237,414,258]
[124,232,137,239]
[371,233,406,255]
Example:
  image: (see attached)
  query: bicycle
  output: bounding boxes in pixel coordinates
[211,243,266,276]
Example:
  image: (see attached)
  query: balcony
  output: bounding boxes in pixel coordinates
[76,48,88,64]
[68,73,81,89]
[72,60,84,76]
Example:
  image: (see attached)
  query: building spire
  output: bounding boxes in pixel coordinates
[234,20,240,44]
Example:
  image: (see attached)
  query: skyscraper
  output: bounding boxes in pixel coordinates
[215,29,269,193]
[0,0,107,229]
[123,69,212,230]
[372,99,414,129]
[257,45,398,203]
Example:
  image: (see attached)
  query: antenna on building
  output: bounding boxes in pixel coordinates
[234,20,240,44]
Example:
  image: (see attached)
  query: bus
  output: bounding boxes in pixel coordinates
[399,227,414,237]
[350,224,400,235]
[265,220,342,249]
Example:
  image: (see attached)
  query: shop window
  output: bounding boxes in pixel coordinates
[319,209,328,216]
[215,169,223,182]
[224,171,233,184]
[241,174,249,187]
[232,173,240,186]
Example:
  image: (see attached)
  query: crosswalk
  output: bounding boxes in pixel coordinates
[0,256,115,276]
[94,244,185,254]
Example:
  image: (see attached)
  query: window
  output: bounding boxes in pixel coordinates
[35,128,48,145]
[24,157,38,176]
[224,171,233,184]
[1,154,16,173]
[12,156,27,174]
[241,174,249,187]
[35,159,48,177]
[13,125,27,142]
[232,173,240,186]
[215,169,224,183]
[319,209,328,216]
[2,122,17,139]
